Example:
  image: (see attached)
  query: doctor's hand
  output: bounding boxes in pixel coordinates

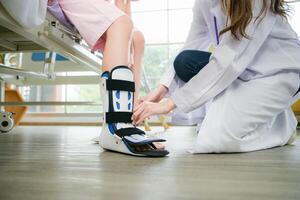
[132,98,176,125]
[140,84,168,103]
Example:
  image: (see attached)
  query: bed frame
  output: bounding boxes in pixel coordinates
[0,4,103,132]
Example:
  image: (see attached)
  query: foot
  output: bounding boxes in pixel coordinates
[153,142,165,150]
[100,66,169,157]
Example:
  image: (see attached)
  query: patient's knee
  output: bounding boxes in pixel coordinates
[133,31,145,49]
[108,15,133,35]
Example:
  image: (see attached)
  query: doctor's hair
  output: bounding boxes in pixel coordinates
[220,0,289,40]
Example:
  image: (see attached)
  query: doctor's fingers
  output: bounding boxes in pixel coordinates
[133,103,154,124]
[133,100,145,112]
[135,110,153,125]
[132,104,146,123]
[133,100,153,114]
[134,98,143,108]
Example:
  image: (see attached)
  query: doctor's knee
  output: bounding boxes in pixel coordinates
[197,121,248,153]
[173,50,210,82]
[173,51,194,82]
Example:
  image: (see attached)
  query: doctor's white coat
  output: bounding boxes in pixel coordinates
[160,0,300,153]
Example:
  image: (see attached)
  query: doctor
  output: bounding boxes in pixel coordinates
[133,0,300,153]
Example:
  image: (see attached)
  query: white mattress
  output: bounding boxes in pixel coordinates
[0,0,47,28]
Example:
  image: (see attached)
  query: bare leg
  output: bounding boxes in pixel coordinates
[131,31,165,150]
[101,16,159,152]
[102,15,133,71]
[131,30,145,105]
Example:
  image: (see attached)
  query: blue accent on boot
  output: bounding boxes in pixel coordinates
[116,91,120,99]
[128,103,131,110]
[116,102,120,110]
[128,92,131,100]
[112,123,118,133]
[108,124,115,134]
[101,72,109,79]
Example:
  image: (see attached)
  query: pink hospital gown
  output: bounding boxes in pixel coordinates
[59,0,128,52]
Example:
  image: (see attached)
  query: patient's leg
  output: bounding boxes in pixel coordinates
[102,15,133,71]
[131,30,145,106]
[99,16,168,156]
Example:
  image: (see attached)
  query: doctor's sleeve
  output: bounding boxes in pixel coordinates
[170,11,278,113]
[159,0,210,88]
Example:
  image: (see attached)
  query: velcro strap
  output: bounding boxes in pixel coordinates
[106,79,135,92]
[106,112,132,123]
[115,127,145,138]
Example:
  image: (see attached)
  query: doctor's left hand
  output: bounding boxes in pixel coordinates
[132,98,176,125]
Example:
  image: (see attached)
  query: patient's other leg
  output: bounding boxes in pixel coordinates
[131,31,165,150]
[131,30,145,106]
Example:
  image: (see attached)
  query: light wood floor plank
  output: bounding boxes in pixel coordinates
[0,126,299,200]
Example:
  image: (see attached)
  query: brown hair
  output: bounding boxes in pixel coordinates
[220,0,289,40]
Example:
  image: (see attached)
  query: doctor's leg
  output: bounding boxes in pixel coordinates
[173,50,211,82]
[192,72,300,153]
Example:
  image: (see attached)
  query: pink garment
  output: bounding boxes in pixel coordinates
[48,0,75,31]
[59,0,125,51]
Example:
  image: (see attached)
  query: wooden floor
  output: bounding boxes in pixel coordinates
[0,126,300,200]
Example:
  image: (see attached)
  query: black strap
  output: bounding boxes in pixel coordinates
[106,112,133,123]
[115,127,145,138]
[106,79,135,92]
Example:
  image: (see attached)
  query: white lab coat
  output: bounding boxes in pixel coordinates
[160,0,300,153]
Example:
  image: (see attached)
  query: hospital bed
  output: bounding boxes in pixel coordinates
[0,1,102,132]
[0,1,167,133]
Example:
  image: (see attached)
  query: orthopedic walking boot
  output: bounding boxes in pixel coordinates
[99,66,169,157]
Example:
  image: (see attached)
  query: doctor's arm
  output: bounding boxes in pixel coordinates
[171,12,277,113]
[133,11,277,124]
[159,0,210,89]
[141,1,210,104]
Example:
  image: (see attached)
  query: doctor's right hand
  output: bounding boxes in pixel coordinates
[132,98,176,125]
[139,84,168,104]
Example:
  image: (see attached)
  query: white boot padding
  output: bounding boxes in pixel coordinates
[100,66,169,157]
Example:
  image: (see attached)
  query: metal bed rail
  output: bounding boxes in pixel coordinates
[0,5,102,75]
[0,101,101,106]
